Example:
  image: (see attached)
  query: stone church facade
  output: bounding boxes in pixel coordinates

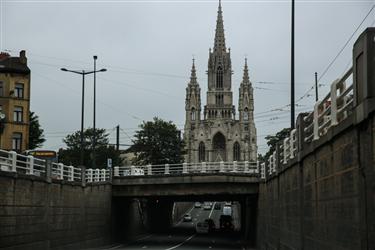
[184,1,257,163]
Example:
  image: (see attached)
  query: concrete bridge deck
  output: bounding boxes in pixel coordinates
[112,173,259,197]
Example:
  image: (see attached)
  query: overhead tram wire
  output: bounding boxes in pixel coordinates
[28,54,315,116]
[27,52,315,119]
[294,4,375,105]
[32,71,144,121]
[318,4,375,83]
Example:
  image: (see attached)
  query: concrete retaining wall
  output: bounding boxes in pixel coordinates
[0,172,112,250]
[257,112,375,250]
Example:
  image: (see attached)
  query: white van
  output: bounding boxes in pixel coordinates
[222,205,232,216]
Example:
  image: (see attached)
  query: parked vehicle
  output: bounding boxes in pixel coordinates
[222,205,232,216]
[194,202,201,208]
[196,221,209,234]
[219,215,234,231]
[183,213,192,222]
[204,218,216,232]
[203,203,211,210]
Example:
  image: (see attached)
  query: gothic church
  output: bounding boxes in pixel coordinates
[184,1,257,163]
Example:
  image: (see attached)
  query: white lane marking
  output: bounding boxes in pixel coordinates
[208,202,216,218]
[135,234,153,242]
[164,234,196,250]
[103,244,123,250]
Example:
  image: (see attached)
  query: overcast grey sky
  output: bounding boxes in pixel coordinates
[1,0,373,154]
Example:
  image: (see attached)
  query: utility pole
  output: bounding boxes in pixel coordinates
[116,125,120,151]
[290,0,295,129]
[315,72,319,102]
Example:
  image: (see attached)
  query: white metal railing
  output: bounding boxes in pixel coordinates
[113,161,259,177]
[304,67,353,142]
[260,162,266,179]
[85,168,111,183]
[51,162,81,181]
[0,149,109,183]
[260,67,355,177]
[0,149,46,176]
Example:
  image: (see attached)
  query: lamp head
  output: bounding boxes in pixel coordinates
[60,68,68,72]
[100,68,107,72]
[94,55,98,60]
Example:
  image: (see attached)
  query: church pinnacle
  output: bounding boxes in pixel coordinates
[214,0,226,52]
[242,58,250,84]
[189,58,198,84]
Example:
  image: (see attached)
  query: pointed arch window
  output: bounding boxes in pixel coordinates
[233,142,241,161]
[243,107,249,121]
[216,66,223,89]
[198,142,205,162]
[191,107,196,121]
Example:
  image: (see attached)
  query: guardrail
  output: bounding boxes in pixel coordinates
[85,168,111,182]
[0,148,258,183]
[114,161,259,177]
[261,67,354,180]
[0,149,109,183]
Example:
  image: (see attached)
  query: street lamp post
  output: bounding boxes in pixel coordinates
[61,66,106,182]
[93,56,97,169]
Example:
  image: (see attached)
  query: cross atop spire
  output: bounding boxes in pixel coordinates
[213,0,226,53]
[189,58,198,84]
[242,58,250,84]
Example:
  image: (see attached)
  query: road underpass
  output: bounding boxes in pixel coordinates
[106,200,255,250]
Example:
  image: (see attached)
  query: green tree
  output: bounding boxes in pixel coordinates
[59,128,121,168]
[260,127,291,162]
[130,117,184,165]
[28,111,46,149]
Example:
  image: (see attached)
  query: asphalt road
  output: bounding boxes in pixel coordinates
[99,202,246,250]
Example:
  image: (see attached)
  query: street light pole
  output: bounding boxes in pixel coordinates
[80,71,85,167]
[61,65,107,175]
[291,0,295,129]
[93,55,97,169]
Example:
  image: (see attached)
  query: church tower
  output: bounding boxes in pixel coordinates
[184,59,201,163]
[204,0,234,120]
[185,59,201,126]
[183,0,257,163]
[238,59,257,161]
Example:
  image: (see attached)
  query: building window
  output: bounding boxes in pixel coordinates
[14,106,23,122]
[12,133,22,151]
[216,66,223,89]
[216,94,224,106]
[191,108,196,121]
[0,82,3,97]
[233,142,241,161]
[243,107,249,121]
[198,142,205,162]
[15,83,24,98]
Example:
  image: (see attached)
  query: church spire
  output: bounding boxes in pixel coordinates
[189,58,198,84]
[242,58,250,84]
[214,0,226,52]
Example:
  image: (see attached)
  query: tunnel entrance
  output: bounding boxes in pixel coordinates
[111,195,258,249]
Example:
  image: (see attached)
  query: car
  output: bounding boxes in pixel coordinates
[220,215,234,231]
[194,202,201,208]
[214,203,221,210]
[203,203,211,210]
[195,221,209,234]
[204,218,216,232]
[183,214,192,222]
